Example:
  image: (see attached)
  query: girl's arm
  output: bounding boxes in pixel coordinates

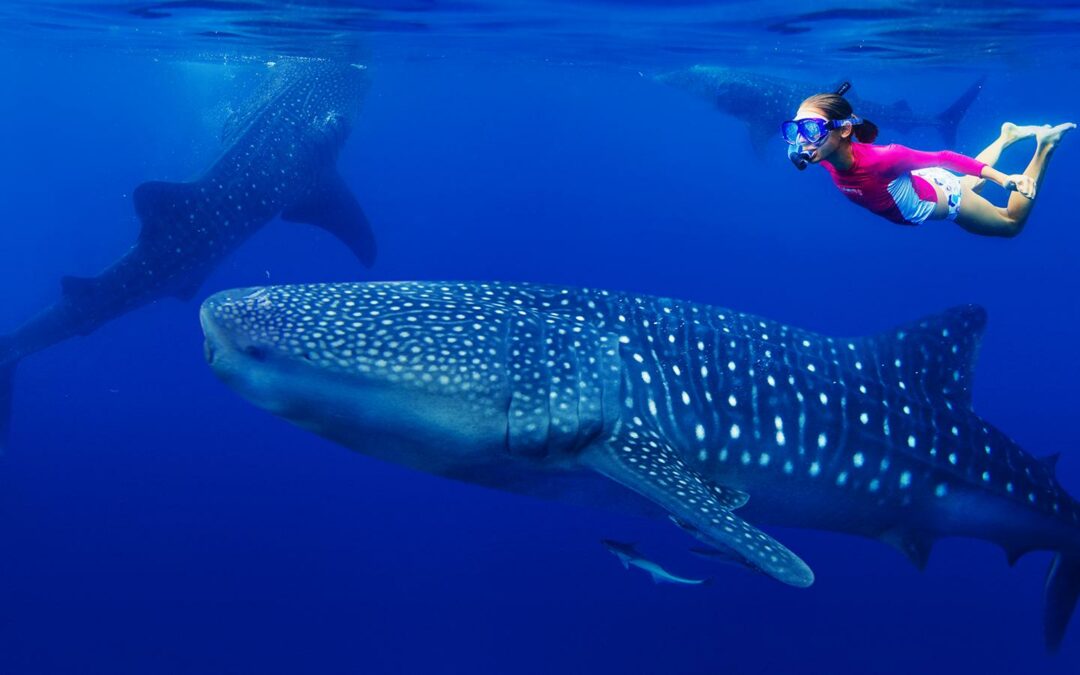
[883,144,986,176]
[882,144,1034,198]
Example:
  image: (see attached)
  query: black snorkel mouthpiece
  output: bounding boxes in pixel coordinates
[789,144,811,170]
[834,81,851,96]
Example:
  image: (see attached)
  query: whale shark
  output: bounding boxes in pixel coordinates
[602,540,708,585]
[655,65,984,155]
[200,281,1080,651]
[0,58,376,448]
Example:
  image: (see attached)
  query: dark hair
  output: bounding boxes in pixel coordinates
[801,93,879,143]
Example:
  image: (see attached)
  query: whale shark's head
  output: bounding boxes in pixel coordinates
[200,283,517,473]
[200,282,616,476]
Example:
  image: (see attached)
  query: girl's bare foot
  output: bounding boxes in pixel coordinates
[1000,122,1045,146]
[1035,122,1077,150]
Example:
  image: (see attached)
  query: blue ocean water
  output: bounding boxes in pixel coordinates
[1,2,1079,673]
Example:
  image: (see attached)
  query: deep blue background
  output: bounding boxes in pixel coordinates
[1,45,1078,674]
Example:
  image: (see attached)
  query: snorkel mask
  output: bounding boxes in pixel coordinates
[784,82,856,170]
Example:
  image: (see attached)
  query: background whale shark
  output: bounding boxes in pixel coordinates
[0,58,376,449]
[201,280,1080,651]
[655,65,984,155]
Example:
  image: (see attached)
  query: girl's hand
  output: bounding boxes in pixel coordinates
[1004,174,1036,199]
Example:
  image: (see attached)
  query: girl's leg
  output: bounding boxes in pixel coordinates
[955,122,1075,237]
[960,122,1040,193]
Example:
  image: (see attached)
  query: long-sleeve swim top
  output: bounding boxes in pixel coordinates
[821,143,986,225]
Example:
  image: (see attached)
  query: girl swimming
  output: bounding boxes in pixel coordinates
[782,93,1074,237]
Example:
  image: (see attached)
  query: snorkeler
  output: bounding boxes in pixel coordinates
[782,92,1075,237]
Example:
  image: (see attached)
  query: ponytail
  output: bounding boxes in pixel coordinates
[853,119,878,143]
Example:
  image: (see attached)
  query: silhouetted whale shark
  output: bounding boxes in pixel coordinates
[201,281,1079,652]
[0,58,376,448]
[656,65,984,155]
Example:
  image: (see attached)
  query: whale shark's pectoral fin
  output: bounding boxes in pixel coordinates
[281,171,376,268]
[583,431,814,588]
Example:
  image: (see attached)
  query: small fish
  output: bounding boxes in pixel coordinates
[602,540,708,586]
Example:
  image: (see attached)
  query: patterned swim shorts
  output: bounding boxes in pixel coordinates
[912,167,963,221]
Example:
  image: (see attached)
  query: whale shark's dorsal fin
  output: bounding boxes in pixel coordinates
[584,428,814,588]
[1040,453,1062,477]
[861,304,987,411]
[281,170,377,268]
[133,180,201,245]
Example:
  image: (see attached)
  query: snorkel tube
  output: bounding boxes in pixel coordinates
[788,81,852,170]
[789,144,812,171]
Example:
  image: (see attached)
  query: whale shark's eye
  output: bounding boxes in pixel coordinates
[243,345,267,362]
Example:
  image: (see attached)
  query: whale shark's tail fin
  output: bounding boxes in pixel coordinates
[1045,553,1080,652]
[936,76,985,148]
[0,338,17,452]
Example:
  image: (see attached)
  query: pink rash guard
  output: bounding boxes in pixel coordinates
[822,143,986,225]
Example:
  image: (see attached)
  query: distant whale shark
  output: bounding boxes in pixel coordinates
[201,281,1080,651]
[655,65,984,154]
[602,540,708,585]
[0,58,376,448]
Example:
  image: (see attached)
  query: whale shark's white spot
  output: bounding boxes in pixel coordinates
[807,364,817,373]
[728,361,736,372]
[951,426,960,436]
[817,433,827,449]
[802,339,811,347]
[935,484,949,498]
[1006,482,1015,493]
[767,375,776,387]
[776,431,786,446]
[641,371,652,384]
[869,479,880,492]
[809,462,821,477]
[730,424,741,439]
[728,394,737,407]
[899,471,912,488]
[907,436,916,448]
[819,393,828,405]
[759,453,771,466]
[695,424,705,441]
[700,365,708,377]
[672,365,681,376]
[681,391,691,405]
[982,471,991,482]
[855,361,863,370]
[774,416,783,430]
[948,453,958,465]
[698,449,708,461]
[853,453,865,467]
[741,451,752,465]
[860,412,869,424]
[837,471,849,486]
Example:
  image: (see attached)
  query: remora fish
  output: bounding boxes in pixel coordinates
[602,540,708,585]
[0,59,376,447]
[655,65,983,154]
[201,281,1080,651]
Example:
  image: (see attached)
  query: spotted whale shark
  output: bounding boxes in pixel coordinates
[655,65,984,155]
[0,58,376,448]
[200,281,1080,651]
